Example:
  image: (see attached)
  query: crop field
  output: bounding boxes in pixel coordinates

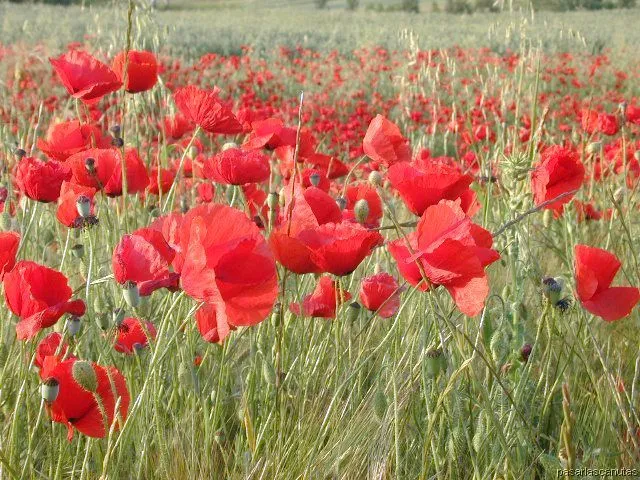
[1,1,640,479]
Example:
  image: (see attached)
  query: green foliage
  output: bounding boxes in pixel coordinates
[346,0,360,9]
[401,0,420,12]
[314,0,329,8]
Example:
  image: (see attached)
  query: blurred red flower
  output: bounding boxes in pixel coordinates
[114,317,157,354]
[363,114,411,167]
[112,50,158,93]
[14,156,71,203]
[290,275,352,319]
[204,148,270,185]
[37,121,111,162]
[0,231,20,279]
[530,145,584,213]
[359,272,402,318]
[173,85,243,134]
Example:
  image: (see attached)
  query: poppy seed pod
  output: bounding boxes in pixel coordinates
[66,316,81,336]
[586,142,601,155]
[520,343,532,363]
[309,172,321,187]
[109,124,121,137]
[14,148,27,160]
[123,282,140,308]
[72,361,98,393]
[336,196,347,211]
[84,157,96,175]
[424,347,445,379]
[542,277,563,305]
[368,170,382,187]
[267,192,279,210]
[347,301,361,321]
[70,244,84,259]
[76,195,92,218]
[41,378,60,403]
[111,137,124,148]
[354,199,370,224]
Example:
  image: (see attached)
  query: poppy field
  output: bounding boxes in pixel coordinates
[1,2,640,479]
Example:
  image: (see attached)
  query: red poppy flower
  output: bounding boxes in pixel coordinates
[173,85,243,135]
[56,181,97,228]
[574,245,640,322]
[37,121,111,162]
[148,167,175,195]
[112,228,175,287]
[162,113,193,141]
[359,273,402,318]
[49,50,122,103]
[242,118,316,156]
[389,201,499,317]
[530,146,584,213]
[597,113,619,136]
[204,148,270,185]
[35,332,71,374]
[626,105,640,126]
[362,114,411,167]
[297,222,383,276]
[195,303,236,344]
[290,276,352,319]
[112,50,158,93]
[387,161,475,216]
[114,317,157,354]
[342,183,383,228]
[40,356,129,441]
[14,156,71,203]
[177,204,278,327]
[0,231,20,279]
[67,148,149,196]
[4,261,86,340]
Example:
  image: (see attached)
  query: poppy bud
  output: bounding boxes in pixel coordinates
[178,362,192,388]
[85,157,96,175]
[368,170,382,187]
[520,343,532,363]
[278,188,286,207]
[95,313,110,331]
[111,137,124,148]
[613,187,626,204]
[214,430,226,444]
[70,244,84,259]
[347,301,361,321]
[222,142,238,151]
[354,199,369,224]
[112,307,125,327]
[1,213,12,231]
[309,172,321,187]
[14,148,27,160]
[41,378,60,403]
[76,195,91,218]
[373,389,387,420]
[262,360,277,386]
[542,277,563,305]
[123,282,140,308]
[542,209,552,228]
[336,197,347,211]
[72,360,98,392]
[424,347,446,379]
[65,316,81,336]
[109,124,121,137]
[374,263,382,275]
[188,146,199,158]
[635,151,640,162]
[180,195,189,213]
[267,192,278,210]
[586,142,601,155]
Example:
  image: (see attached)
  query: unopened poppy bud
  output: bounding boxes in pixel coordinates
[542,277,563,305]
[112,307,125,327]
[72,361,98,392]
[262,361,277,386]
[222,142,238,151]
[66,316,81,336]
[267,192,278,210]
[179,196,189,213]
[373,389,387,420]
[424,347,445,379]
[586,142,601,155]
[613,187,626,204]
[123,282,140,308]
[336,196,347,211]
[14,148,26,160]
[85,157,96,175]
[111,137,124,148]
[278,188,286,207]
[95,313,110,330]
[634,150,640,162]
[354,199,369,224]
[214,430,225,444]
[309,172,321,187]
[188,146,199,158]
[347,301,361,321]
[542,209,552,228]
[109,124,121,137]
[1,213,12,231]
[368,170,382,187]
[520,343,532,363]
[41,378,60,403]
[374,263,382,274]
[149,207,161,218]
[70,244,84,259]
[76,195,91,218]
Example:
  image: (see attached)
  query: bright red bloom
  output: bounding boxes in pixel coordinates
[195,303,236,344]
[35,332,71,374]
[112,228,175,287]
[114,317,157,354]
[177,204,278,327]
[362,115,411,167]
[56,181,97,228]
[162,114,193,141]
[49,50,122,103]
[388,201,499,317]
[67,148,149,196]
[574,245,640,322]
[626,105,640,126]
[388,161,475,216]
[37,121,110,162]
[597,113,619,136]
[297,222,383,276]
[41,356,129,441]
[342,183,383,227]
[112,50,158,93]
[0,231,20,279]
[290,276,352,319]
[14,157,71,203]
[148,167,175,195]
[359,273,402,318]
[242,118,316,156]
[204,148,270,185]
[531,146,584,212]
[4,261,86,340]
[173,85,243,134]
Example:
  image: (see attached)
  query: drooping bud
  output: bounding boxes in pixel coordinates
[109,124,121,137]
[336,196,347,211]
[613,187,626,204]
[41,378,60,403]
[14,148,27,160]
[520,344,532,363]
[123,281,140,308]
[76,195,91,218]
[586,142,601,155]
[66,316,81,337]
[542,277,563,306]
[309,172,321,187]
[111,137,124,148]
[72,361,98,392]
[354,199,369,224]
[368,170,382,187]
[70,244,85,259]
[542,209,552,228]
